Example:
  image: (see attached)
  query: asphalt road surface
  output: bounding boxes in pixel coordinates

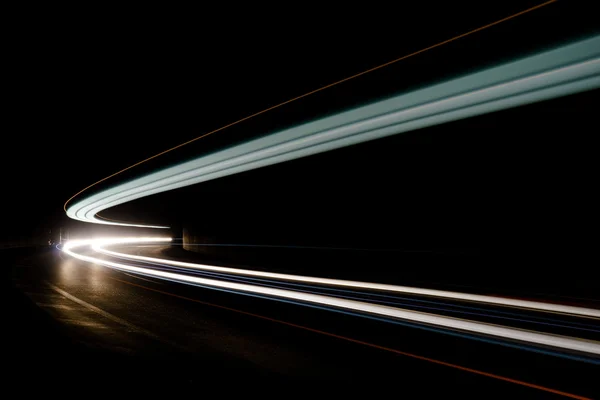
[4,246,598,398]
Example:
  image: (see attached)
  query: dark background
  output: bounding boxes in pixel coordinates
[4,1,598,265]
[2,4,599,396]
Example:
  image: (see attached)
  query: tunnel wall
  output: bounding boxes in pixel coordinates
[182,227,217,255]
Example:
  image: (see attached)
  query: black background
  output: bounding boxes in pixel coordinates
[4,0,599,260]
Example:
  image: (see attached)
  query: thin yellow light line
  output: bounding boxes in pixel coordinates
[95,212,167,228]
[64,0,558,213]
[95,213,123,223]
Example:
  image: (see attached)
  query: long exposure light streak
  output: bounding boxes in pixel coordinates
[61,237,600,356]
[94,243,600,319]
[62,0,559,216]
[66,35,600,228]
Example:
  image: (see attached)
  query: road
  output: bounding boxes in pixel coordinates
[5,245,599,398]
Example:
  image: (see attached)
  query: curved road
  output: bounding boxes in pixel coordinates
[6,245,599,397]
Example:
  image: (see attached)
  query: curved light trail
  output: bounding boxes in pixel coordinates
[61,237,600,359]
[66,35,600,228]
[62,0,558,216]
[94,242,600,319]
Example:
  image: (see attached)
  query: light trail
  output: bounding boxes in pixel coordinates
[61,237,600,357]
[66,35,600,228]
[99,248,600,339]
[95,243,600,319]
[62,0,558,216]
[109,276,592,400]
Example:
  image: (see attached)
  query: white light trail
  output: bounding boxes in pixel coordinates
[95,243,600,319]
[63,237,172,250]
[62,237,600,356]
[66,35,600,228]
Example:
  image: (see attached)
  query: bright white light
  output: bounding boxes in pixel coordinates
[66,35,600,228]
[62,237,600,356]
[63,237,171,252]
[94,243,600,319]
